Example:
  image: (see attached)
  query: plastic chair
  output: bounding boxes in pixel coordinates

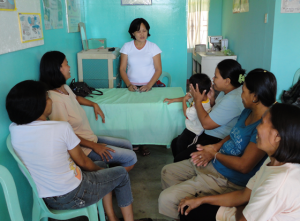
[293,68,300,86]
[6,134,106,221]
[159,71,172,87]
[0,165,24,221]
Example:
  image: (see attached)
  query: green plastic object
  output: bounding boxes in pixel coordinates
[0,165,24,221]
[223,49,235,56]
[159,71,172,87]
[6,134,106,221]
[88,38,107,49]
[293,68,300,86]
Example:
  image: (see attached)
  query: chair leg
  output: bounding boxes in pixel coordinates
[98,199,106,221]
[32,196,42,221]
[87,204,98,221]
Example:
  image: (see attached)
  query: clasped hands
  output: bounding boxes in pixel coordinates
[128,84,152,92]
[190,144,217,167]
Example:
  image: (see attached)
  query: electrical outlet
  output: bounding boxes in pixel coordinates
[265,13,268,23]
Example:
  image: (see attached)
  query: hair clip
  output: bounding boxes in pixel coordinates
[264,70,267,72]
[238,74,245,84]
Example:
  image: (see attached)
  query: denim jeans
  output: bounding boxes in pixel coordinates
[44,161,133,210]
[87,136,137,167]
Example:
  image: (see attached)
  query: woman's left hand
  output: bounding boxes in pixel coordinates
[139,84,152,92]
[190,144,216,167]
[93,103,105,123]
[178,197,203,216]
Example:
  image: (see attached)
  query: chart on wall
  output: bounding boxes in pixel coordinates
[65,0,81,32]
[42,0,63,30]
[281,0,300,13]
[121,0,152,5]
[0,0,16,11]
[18,13,43,43]
[0,0,44,55]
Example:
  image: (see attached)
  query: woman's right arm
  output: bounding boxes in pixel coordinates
[178,187,251,216]
[120,53,136,92]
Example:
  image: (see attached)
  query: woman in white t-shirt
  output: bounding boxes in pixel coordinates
[120,18,162,93]
[178,103,300,221]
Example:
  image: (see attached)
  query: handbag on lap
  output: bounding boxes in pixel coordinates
[69,78,103,97]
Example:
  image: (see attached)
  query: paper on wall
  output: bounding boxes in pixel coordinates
[281,0,300,13]
[240,0,249,12]
[233,0,240,13]
[121,0,151,5]
[42,0,63,30]
[65,0,81,32]
[0,0,16,11]
[18,13,44,43]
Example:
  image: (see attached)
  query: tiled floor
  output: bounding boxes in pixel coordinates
[51,145,174,221]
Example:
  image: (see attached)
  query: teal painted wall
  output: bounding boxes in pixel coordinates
[0,1,82,220]
[85,0,187,91]
[208,0,223,37]
[270,0,300,98]
[221,0,275,73]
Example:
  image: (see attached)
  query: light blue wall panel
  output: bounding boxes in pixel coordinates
[208,0,223,37]
[85,0,187,91]
[270,0,300,99]
[0,1,82,220]
[221,0,275,73]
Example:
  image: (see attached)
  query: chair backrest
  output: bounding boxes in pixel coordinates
[159,71,172,87]
[6,134,53,214]
[0,165,24,221]
[293,68,300,86]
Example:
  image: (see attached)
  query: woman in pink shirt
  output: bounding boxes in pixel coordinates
[178,103,300,221]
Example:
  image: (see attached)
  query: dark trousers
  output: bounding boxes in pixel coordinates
[180,204,220,221]
[172,131,222,163]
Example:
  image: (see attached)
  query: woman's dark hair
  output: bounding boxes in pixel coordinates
[128,18,151,40]
[39,51,66,90]
[217,59,246,88]
[245,69,277,107]
[270,103,300,164]
[189,73,211,95]
[6,80,47,125]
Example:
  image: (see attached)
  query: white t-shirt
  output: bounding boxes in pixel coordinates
[185,99,211,135]
[9,121,82,198]
[216,158,300,221]
[49,85,98,156]
[120,40,162,85]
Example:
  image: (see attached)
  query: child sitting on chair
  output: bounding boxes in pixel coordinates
[164,73,211,162]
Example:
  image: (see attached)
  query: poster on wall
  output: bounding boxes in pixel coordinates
[240,0,249,12]
[121,0,152,5]
[42,0,63,30]
[0,0,16,11]
[232,0,240,13]
[18,13,44,43]
[281,0,300,13]
[65,0,81,32]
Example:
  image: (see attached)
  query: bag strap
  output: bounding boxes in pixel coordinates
[91,89,103,96]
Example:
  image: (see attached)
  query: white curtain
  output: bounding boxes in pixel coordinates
[187,0,210,49]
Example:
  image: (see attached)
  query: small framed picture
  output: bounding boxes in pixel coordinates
[121,0,152,5]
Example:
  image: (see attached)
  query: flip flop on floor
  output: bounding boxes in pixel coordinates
[141,146,150,156]
[133,145,140,152]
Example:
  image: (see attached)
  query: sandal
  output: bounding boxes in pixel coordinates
[141,146,150,156]
[133,145,140,152]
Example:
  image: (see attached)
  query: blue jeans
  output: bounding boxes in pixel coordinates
[87,136,137,167]
[44,161,133,209]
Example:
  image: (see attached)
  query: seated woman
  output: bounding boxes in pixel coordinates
[6,80,135,221]
[169,59,245,162]
[119,18,162,156]
[178,103,300,221]
[158,69,277,219]
[39,51,137,172]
